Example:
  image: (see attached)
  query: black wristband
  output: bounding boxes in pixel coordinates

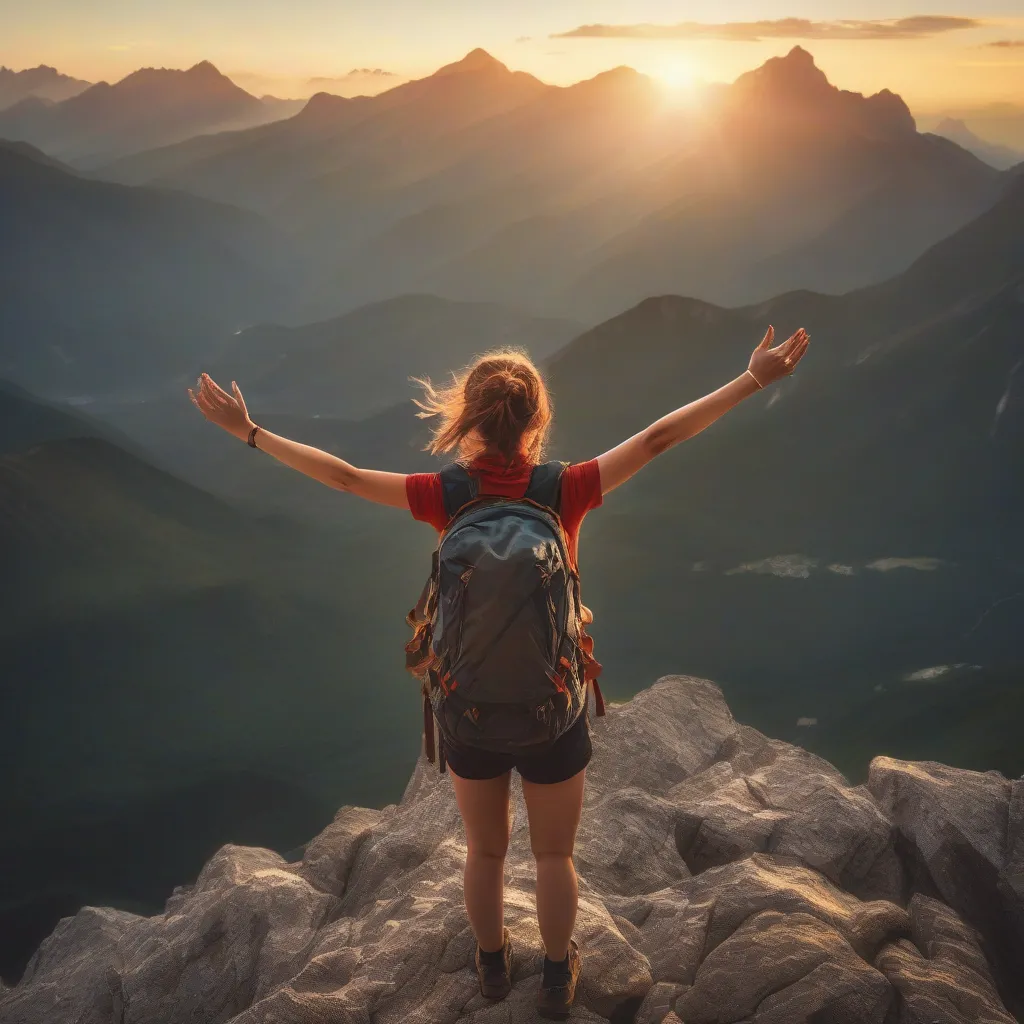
[247,425,260,448]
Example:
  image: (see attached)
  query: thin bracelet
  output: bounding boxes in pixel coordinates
[746,368,765,390]
[247,424,261,448]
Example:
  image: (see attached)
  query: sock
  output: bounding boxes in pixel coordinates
[478,942,506,967]
[542,952,570,984]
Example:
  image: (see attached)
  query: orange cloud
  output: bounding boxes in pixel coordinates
[553,16,981,42]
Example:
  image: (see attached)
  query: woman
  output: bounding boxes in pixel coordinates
[189,324,809,1018]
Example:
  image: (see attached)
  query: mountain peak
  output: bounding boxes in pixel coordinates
[728,46,914,139]
[738,46,831,95]
[431,48,509,78]
[296,91,354,123]
[186,60,227,80]
[784,45,816,64]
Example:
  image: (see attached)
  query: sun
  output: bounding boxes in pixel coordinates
[652,57,699,100]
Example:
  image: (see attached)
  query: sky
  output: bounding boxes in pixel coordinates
[5,0,1024,112]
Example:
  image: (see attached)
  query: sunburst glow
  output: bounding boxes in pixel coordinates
[651,56,700,102]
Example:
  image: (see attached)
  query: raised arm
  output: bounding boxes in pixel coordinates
[188,372,409,509]
[596,326,809,495]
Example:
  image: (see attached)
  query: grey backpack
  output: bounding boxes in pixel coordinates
[405,460,592,771]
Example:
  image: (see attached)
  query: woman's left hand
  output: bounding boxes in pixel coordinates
[188,372,254,441]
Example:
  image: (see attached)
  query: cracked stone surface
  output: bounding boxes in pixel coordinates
[1,676,1019,1023]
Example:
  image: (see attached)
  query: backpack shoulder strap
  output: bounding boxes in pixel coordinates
[525,460,569,513]
[439,462,479,520]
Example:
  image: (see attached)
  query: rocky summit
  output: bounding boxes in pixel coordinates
[2,676,1021,1023]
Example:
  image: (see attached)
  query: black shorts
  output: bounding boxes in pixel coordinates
[444,710,592,785]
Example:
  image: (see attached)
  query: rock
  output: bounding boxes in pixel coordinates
[671,741,903,902]
[1,675,1018,1024]
[875,894,1016,1023]
[297,805,384,898]
[115,845,334,1024]
[0,906,141,1024]
[635,981,688,1024]
[677,910,892,1023]
[868,757,1023,1014]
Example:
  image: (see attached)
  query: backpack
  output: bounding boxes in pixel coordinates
[405,460,605,773]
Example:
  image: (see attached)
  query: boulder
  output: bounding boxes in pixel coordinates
[671,741,903,902]
[1,675,1018,1024]
[868,757,1024,1014]
[875,894,1016,1024]
[676,909,893,1024]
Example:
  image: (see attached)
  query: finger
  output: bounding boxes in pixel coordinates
[201,375,231,409]
[231,381,249,417]
[785,338,809,372]
[778,330,806,357]
[202,372,233,403]
[757,325,774,350]
[188,389,208,416]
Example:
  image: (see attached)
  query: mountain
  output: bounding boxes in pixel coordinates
[257,95,306,121]
[557,48,1003,317]
[201,294,585,418]
[102,48,550,226]
[532,171,1024,742]
[0,382,431,984]
[0,141,297,395]
[53,294,579,527]
[0,377,145,457]
[2,678,1021,1020]
[0,65,90,109]
[0,61,289,167]
[919,102,1024,152]
[933,117,1024,170]
[96,48,1006,325]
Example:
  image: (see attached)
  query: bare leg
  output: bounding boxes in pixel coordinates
[522,768,587,961]
[450,770,512,952]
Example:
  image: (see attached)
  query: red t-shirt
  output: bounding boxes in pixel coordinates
[405,453,603,571]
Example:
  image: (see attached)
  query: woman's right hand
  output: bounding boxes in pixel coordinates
[748,326,810,387]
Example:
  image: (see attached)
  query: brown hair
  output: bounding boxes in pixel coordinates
[413,348,553,464]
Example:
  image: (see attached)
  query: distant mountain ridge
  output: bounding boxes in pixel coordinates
[98,47,1008,323]
[0,141,297,395]
[0,382,424,982]
[0,64,90,109]
[0,61,293,167]
[201,293,585,418]
[933,117,1024,170]
[0,377,145,459]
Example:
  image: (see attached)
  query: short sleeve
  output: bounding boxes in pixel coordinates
[559,460,603,538]
[405,473,448,532]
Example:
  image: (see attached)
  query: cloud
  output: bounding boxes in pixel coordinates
[306,69,396,89]
[516,36,532,43]
[305,69,400,92]
[865,557,943,572]
[986,39,1024,48]
[552,16,981,42]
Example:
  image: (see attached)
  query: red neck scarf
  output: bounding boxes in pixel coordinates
[467,450,534,498]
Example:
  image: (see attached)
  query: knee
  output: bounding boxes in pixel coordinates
[532,847,573,866]
[468,838,509,862]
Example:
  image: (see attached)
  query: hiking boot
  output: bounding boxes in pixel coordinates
[537,939,581,1020]
[474,927,513,1000]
